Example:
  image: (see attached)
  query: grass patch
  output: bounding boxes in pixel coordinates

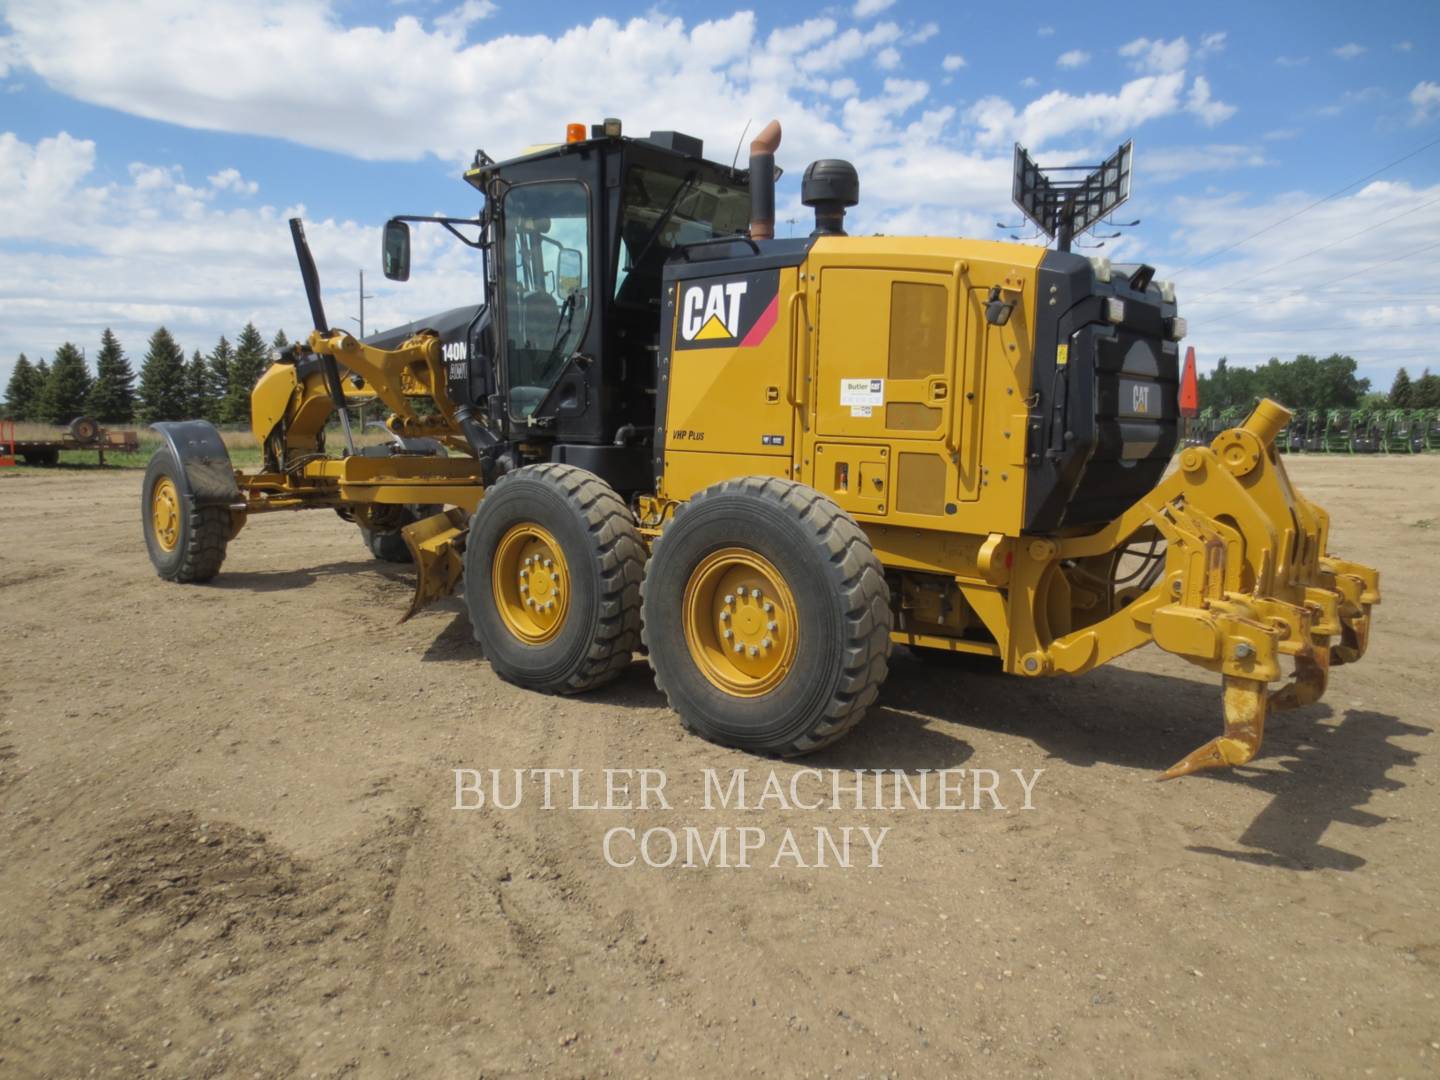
[5,422,387,471]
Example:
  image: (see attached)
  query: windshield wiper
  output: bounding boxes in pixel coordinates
[630,171,698,270]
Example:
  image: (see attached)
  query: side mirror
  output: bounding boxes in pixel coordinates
[382,219,410,282]
[556,248,582,290]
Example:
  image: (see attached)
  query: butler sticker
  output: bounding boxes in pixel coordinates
[674,269,781,351]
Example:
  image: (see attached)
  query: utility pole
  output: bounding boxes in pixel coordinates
[358,269,374,340]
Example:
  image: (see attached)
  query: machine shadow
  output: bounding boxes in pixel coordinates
[1183,708,1427,872]
[884,651,1427,871]
[411,615,1424,864]
[210,559,410,593]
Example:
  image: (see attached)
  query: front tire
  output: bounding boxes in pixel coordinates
[141,449,229,582]
[464,464,645,694]
[641,477,892,756]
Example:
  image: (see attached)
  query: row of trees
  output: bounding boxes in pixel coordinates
[1195,354,1440,413]
[3,325,289,426]
[1384,367,1440,410]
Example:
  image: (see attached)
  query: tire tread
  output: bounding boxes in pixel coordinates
[478,463,645,694]
[641,476,891,755]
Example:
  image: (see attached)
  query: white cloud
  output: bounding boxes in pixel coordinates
[1057,49,1090,69]
[1333,43,1366,60]
[1275,55,1309,67]
[828,77,858,99]
[433,0,496,37]
[875,47,900,70]
[1020,76,1038,88]
[1187,75,1236,126]
[969,70,1187,149]
[1144,144,1267,182]
[942,53,965,72]
[1169,180,1440,377]
[0,130,483,373]
[0,3,910,168]
[907,23,938,45]
[852,0,895,16]
[1037,25,1054,37]
[1119,36,1189,75]
[1197,32,1227,58]
[1411,81,1440,123]
[0,34,21,79]
[1394,41,1413,53]
[208,167,258,196]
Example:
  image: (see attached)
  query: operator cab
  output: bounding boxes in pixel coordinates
[381,120,751,492]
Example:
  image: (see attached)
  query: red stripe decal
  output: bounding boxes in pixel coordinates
[739,294,779,348]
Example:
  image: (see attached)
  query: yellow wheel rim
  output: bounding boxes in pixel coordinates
[492,523,570,645]
[683,547,798,697]
[151,476,180,552]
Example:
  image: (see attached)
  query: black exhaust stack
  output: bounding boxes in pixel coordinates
[801,159,859,237]
[748,120,782,241]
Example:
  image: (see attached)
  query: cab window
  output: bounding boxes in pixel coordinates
[613,168,750,309]
[501,182,590,418]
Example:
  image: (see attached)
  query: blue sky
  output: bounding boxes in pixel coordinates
[1,0,1437,393]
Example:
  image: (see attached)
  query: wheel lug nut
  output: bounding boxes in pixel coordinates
[520,584,529,593]
[748,646,758,657]
[762,602,773,613]
[723,629,733,639]
[733,643,744,654]
[767,620,778,631]
[543,558,553,569]
[719,611,730,622]
[762,637,772,649]
[724,594,735,605]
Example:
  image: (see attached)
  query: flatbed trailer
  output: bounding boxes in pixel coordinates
[1,418,139,466]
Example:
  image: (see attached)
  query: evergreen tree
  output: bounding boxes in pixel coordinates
[4,354,42,420]
[209,335,234,412]
[221,322,269,424]
[38,342,93,424]
[136,327,190,422]
[1414,368,1440,410]
[85,329,137,423]
[1389,367,1414,409]
[272,328,290,354]
[186,348,218,421]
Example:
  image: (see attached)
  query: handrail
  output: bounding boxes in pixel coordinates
[787,289,810,415]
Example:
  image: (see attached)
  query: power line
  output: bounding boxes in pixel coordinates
[1184,237,1440,304]
[1170,133,1440,277]
[1187,195,1440,301]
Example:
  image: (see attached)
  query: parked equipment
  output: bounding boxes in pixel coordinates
[5,417,139,466]
[140,118,1379,778]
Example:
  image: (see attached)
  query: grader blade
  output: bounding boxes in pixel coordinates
[401,508,469,622]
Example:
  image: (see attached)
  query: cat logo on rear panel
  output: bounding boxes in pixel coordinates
[672,270,780,351]
[681,281,747,342]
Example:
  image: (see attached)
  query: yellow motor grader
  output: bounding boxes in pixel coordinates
[141,119,1378,778]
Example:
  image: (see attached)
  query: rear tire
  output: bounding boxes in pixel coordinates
[141,449,229,582]
[465,464,645,694]
[641,476,892,756]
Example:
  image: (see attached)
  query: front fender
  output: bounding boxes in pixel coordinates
[150,420,241,506]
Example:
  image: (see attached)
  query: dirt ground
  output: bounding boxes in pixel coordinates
[0,455,1436,1079]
